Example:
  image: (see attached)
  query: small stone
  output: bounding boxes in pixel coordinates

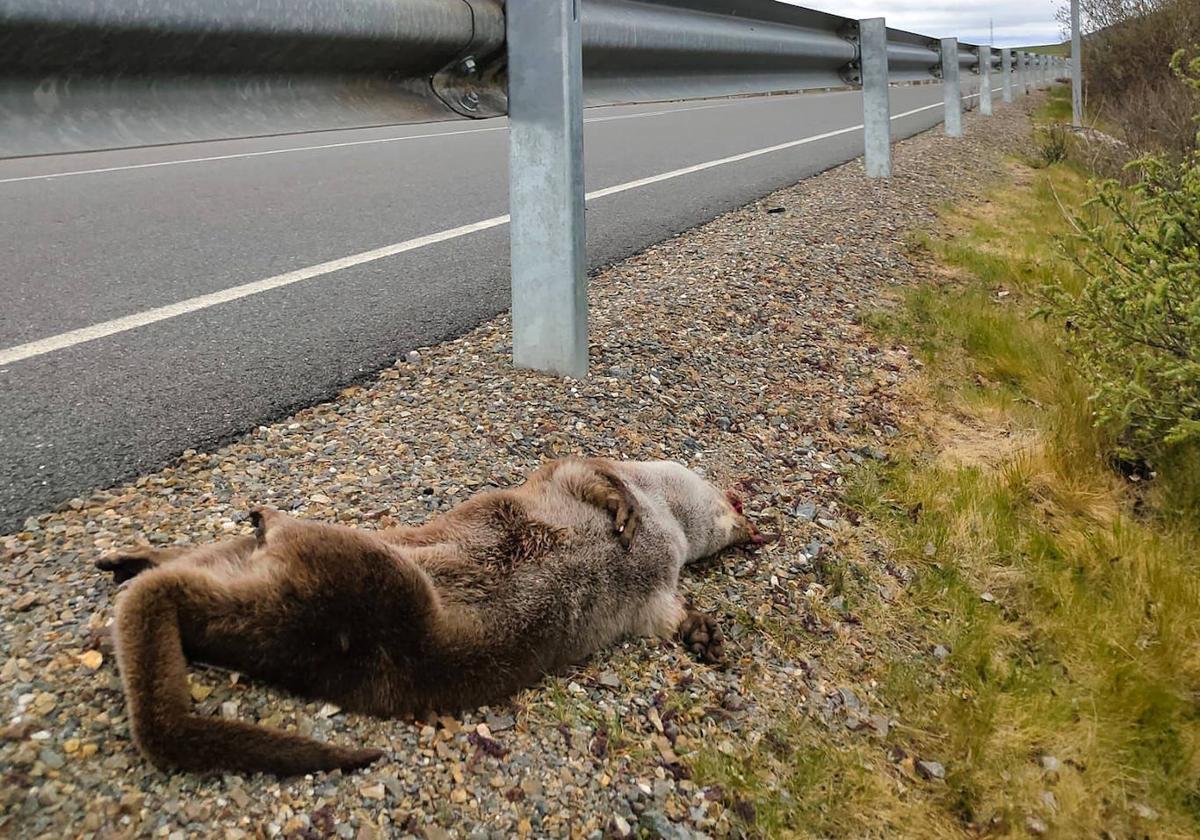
[1132,802,1158,820]
[317,703,341,718]
[598,671,622,690]
[791,501,816,522]
[612,814,632,837]
[916,760,945,780]
[1040,791,1058,812]
[1025,816,1047,835]
[229,787,251,809]
[639,810,688,840]
[221,701,240,720]
[869,714,890,738]
[405,350,421,364]
[359,783,385,801]
[932,645,949,661]
[837,687,860,711]
[13,592,38,612]
[980,592,996,603]
[922,542,936,557]
[486,713,515,733]
[39,748,65,769]
[190,683,213,702]
[63,738,80,754]
[78,650,104,670]
[32,692,57,715]
[450,789,469,804]
[1039,755,1060,773]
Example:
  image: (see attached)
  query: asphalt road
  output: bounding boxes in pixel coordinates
[0,83,973,531]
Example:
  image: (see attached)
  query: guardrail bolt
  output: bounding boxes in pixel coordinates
[460,90,480,111]
[459,56,478,76]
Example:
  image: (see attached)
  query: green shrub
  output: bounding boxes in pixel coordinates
[1036,122,1072,165]
[1042,50,1200,469]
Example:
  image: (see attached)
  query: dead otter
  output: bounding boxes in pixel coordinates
[96,457,760,775]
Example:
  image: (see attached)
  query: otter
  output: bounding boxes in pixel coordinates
[95,458,760,775]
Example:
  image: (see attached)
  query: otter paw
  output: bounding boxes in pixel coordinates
[94,549,161,584]
[338,746,386,771]
[677,609,725,665]
[610,492,641,550]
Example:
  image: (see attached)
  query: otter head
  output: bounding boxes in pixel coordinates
[653,464,763,562]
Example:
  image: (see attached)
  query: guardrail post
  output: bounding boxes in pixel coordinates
[1021,52,1030,95]
[940,38,962,137]
[507,0,588,378]
[859,17,891,178]
[1070,0,1082,125]
[979,46,993,116]
[1002,49,1013,102]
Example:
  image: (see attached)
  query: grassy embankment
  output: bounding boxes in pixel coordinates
[692,84,1200,837]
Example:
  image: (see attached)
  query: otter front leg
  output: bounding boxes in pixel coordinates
[575,469,640,549]
[676,606,726,665]
[526,458,642,548]
[552,459,642,549]
[637,592,726,664]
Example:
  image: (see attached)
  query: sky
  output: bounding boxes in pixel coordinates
[797,0,1064,47]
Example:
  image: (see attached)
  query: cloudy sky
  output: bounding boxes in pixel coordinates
[798,0,1064,47]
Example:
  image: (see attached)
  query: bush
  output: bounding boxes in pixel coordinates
[1065,0,1200,156]
[1043,52,1200,468]
[1036,122,1073,165]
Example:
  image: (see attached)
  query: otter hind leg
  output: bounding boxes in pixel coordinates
[96,546,188,584]
[96,536,258,586]
[114,566,383,775]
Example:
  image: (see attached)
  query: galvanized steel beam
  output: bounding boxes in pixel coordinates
[508,0,588,378]
[941,37,962,137]
[859,17,891,178]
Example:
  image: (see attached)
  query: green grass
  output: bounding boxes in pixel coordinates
[1039,85,1073,122]
[1021,42,1071,57]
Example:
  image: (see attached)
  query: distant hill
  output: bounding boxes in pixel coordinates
[1018,42,1071,56]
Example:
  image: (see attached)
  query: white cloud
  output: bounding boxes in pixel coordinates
[795,0,1064,47]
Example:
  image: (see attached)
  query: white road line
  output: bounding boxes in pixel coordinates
[0,100,761,186]
[0,98,949,367]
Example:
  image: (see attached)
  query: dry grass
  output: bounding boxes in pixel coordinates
[845,108,1200,835]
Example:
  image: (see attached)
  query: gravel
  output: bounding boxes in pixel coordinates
[1,99,1037,838]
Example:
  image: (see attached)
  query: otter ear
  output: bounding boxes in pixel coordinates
[248,507,285,546]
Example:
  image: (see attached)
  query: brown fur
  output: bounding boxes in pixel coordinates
[97,458,758,775]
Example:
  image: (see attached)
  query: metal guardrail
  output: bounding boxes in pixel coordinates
[0,0,506,157]
[0,0,1070,375]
